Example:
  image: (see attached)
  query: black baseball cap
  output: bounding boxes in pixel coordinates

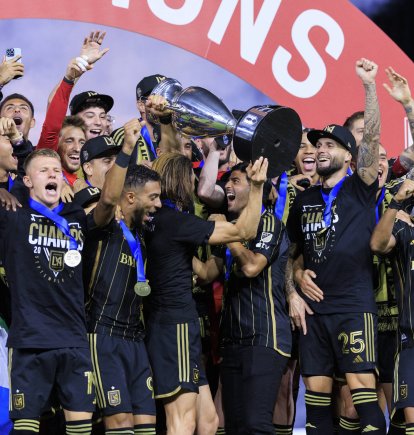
[81,135,120,165]
[136,74,167,100]
[307,124,357,156]
[70,91,114,115]
[73,186,101,208]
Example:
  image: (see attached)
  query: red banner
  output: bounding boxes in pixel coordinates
[2,0,413,154]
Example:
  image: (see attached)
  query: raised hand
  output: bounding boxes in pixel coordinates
[80,31,109,65]
[0,117,21,142]
[123,119,145,150]
[0,55,24,85]
[355,58,378,84]
[383,67,412,106]
[246,157,268,186]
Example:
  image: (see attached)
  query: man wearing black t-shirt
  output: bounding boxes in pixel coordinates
[371,177,414,432]
[287,58,385,434]
[1,119,145,435]
[1,148,94,434]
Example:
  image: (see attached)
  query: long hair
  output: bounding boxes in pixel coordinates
[152,152,193,210]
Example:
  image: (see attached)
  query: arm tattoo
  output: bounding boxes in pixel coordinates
[404,103,414,139]
[285,243,300,296]
[357,83,380,184]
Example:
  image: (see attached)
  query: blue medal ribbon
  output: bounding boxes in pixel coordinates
[347,167,353,176]
[375,187,386,224]
[119,220,146,283]
[8,174,14,192]
[29,198,78,250]
[321,176,346,227]
[225,247,232,281]
[140,124,157,160]
[274,172,288,220]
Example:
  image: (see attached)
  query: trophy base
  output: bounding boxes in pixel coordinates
[233,105,302,178]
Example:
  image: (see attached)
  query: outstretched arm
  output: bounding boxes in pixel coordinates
[371,177,414,254]
[208,158,268,244]
[383,67,414,176]
[355,58,380,186]
[93,119,143,227]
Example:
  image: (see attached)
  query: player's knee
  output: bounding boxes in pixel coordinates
[197,410,219,435]
[104,412,133,429]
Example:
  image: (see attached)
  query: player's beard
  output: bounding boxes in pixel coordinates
[316,157,343,177]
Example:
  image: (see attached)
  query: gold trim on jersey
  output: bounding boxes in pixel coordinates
[155,385,182,399]
[364,313,375,362]
[88,333,106,408]
[8,348,13,411]
[88,240,103,293]
[177,323,189,383]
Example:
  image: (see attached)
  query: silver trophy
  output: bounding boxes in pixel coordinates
[152,81,302,177]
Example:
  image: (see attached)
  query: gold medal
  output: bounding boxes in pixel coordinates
[134,280,151,297]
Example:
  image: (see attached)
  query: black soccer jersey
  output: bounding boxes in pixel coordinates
[0,202,88,349]
[219,211,291,356]
[111,127,156,163]
[287,173,378,314]
[391,220,414,348]
[144,205,215,323]
[83,216,145,341]
[374,188,398,333]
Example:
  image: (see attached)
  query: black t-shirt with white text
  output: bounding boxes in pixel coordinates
[0,201,88,349]
[287,173,378,314]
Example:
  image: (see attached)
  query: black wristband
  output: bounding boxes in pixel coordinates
[388,198,403,211]
[159,114,172,125]
[115,150,131,168]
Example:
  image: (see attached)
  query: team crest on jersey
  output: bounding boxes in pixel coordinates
[13,393,25,410]
[108,389,121,406]
[400,384,408,400]
[302,203,338,264]
[193,368,199,383]
[49,250,65,272]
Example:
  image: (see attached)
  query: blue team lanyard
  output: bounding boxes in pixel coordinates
[118,220,146,283]
[375,187,386,224]
[274,171,288,220]
[29,198,78,250]
[140,124,157,160]
[8,174,14,192]
[321,176,346,227]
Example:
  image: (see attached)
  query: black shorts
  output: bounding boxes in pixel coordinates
[392,345,414,416]
[300,312,377,377]
[89,334,155,416]
[146,319,207,399]
[9,347,95,419]
[378,331,397,384]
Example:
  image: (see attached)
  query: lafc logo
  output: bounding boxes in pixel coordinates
[400,384,408,400]
[49,250,64,272]
[108,389,121,406]
[193,368,199,383]
[13,393,25,410]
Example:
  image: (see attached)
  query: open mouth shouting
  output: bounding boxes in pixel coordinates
[302,157,316,172]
